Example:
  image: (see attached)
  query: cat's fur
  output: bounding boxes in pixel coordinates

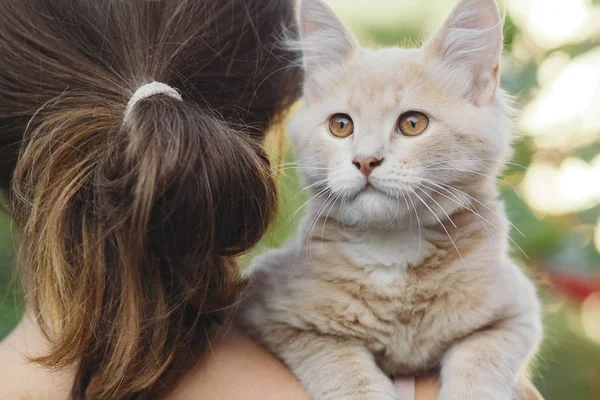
[237,0,543,399]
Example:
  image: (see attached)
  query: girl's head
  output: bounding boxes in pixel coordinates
[0,0,301,398]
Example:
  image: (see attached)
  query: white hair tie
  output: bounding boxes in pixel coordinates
[124,81,182,121]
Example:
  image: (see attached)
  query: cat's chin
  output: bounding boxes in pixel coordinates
[337,190,406,229]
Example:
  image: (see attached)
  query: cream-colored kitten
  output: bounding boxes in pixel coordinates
[238,0,543,399]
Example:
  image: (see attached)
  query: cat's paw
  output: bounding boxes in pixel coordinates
[313,385,400,400]
[350,393,400,400]
[330,387,399,400]
[437,385,513,400]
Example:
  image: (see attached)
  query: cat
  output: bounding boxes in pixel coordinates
[237,0,543,399]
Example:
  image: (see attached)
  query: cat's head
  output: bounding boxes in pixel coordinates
[289,0,514,230]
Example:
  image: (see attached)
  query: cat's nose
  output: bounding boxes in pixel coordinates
[352,156,383,176]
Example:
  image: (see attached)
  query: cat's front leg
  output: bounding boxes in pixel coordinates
[438,311,542,400]
[267,328,399,400]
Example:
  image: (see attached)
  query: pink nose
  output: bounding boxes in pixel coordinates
[352,156,383,176]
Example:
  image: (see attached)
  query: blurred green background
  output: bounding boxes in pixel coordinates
[1,0,600,399]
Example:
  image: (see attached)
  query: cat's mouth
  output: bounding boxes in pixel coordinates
[356,181,385,197]
[354,180,402,200]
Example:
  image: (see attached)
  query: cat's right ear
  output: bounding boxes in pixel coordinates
[297,0,358,96]
[423,0,503,106]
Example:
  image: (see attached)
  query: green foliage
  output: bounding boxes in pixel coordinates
[0,212,22,339]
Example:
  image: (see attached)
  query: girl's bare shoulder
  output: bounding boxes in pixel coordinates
[167,327,308,400]
[0,315,307,400]
[0,314,73,400]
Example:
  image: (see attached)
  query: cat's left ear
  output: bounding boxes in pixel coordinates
[297,0,359,98]
[424,0,503,106]
[298,0,358,67]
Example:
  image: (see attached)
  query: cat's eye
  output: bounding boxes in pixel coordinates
[328,113,354,138]
[397,111,429,137]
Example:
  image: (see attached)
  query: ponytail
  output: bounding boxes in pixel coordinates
[0,0,301,398]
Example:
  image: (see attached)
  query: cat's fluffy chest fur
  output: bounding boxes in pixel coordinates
[239,199,534,380]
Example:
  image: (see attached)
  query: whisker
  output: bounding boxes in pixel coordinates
[291,177,330,199]
[420,167,520,194]
[399,184,422,259]
[305,190,336,259]
[416,186,457,229]
[408,186,464,262]
[338,196,348,235]
[419,181,495,252]
[295,189,330,259]
[319,192,341,243]
[419,158,526,170]
[287,186,330,223]
[400,189,413,234]
[269,166,328,178]
[420,178,525,238]
[419,179,529,259]
[386,190,402,228]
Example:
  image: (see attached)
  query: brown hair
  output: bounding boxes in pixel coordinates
[0,0,301,398]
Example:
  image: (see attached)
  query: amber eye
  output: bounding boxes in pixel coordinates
[397,111,429,136]
[328,113,354,138]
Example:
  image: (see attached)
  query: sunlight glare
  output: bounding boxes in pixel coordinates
[507,0,591,49]
[595,218,600,254]
[581,292,600,343]
[536,52,571,86]
[521,49,600,150]
[522,156,600,215]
